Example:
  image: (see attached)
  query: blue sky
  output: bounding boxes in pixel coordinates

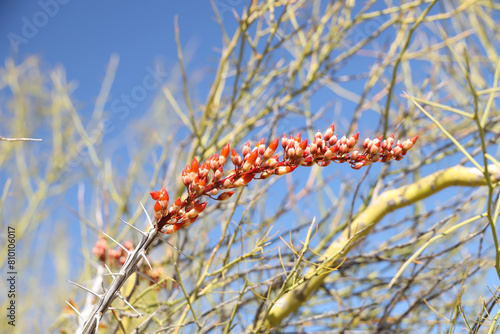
[1,0,245,119]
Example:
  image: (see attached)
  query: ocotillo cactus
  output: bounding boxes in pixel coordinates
[69,124,417,334]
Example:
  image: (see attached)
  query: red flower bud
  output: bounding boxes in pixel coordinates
[182,175,190,187]
[370,145,380,155]
[324,126,333,141]
[316,138,324,150]
[353,162,364,169]
[260,171,272,179]
[324,149,333,160]
[269,137,279,151]
[231,148,242,167]
[363,138,370,149]
[186,202,203,218]
[393,146,403,156]
[388,134,395,146]
[216,191,235,201]
[402,135,418,150]
[347,132,358,148]
[310,143,318,155]
[263,138,278,159]
[199,177,206,187]
[257,138,266,155]
[218,155,226,167]
[267,156,278,168]
[281,134,288,149]
[214,166,223,181]
[236,173,255,186]
[223,178,232,188]
[199,163,209,178]
[242,141,251,157]
[211,154,220,170]
[196,201,207,213]
[402,140,413,150]
[162,225,175,234]
[299,139,308,151]
[275,166,296,175]
[191,157,199,174]
[329,134,338,146]
[221,142,230,159]
[243,150,258,171]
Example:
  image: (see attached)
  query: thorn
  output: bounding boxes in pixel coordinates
[116,293,143,318]
[66,280,102,299]
[104,264,112,274]
[93,314,100,333]
[160,239,189,258]
[103,264,124,280]
[118,217,147,236]
[140,202,155,231]
[135,270,161,286]
[102,233,131,255]
[104,272,125,277]
[140,251,152,270]
[65,300,84,320]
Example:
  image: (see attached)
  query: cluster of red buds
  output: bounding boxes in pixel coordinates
[150,124,418,234]
[92,237,135,267]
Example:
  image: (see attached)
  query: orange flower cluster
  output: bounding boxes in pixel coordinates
[150,124,418,234]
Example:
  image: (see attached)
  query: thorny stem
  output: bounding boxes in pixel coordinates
[79,228,159,334]
[77,125,418,333]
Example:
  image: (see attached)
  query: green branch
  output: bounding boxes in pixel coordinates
[263,164,500,329]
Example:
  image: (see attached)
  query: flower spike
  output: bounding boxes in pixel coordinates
[150,124,417,234]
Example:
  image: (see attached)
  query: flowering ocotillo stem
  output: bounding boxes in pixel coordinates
[79,123,418,333]
[150,123,418,234]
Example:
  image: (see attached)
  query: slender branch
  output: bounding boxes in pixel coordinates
[262,164,500,329]
[0,136,42,142]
